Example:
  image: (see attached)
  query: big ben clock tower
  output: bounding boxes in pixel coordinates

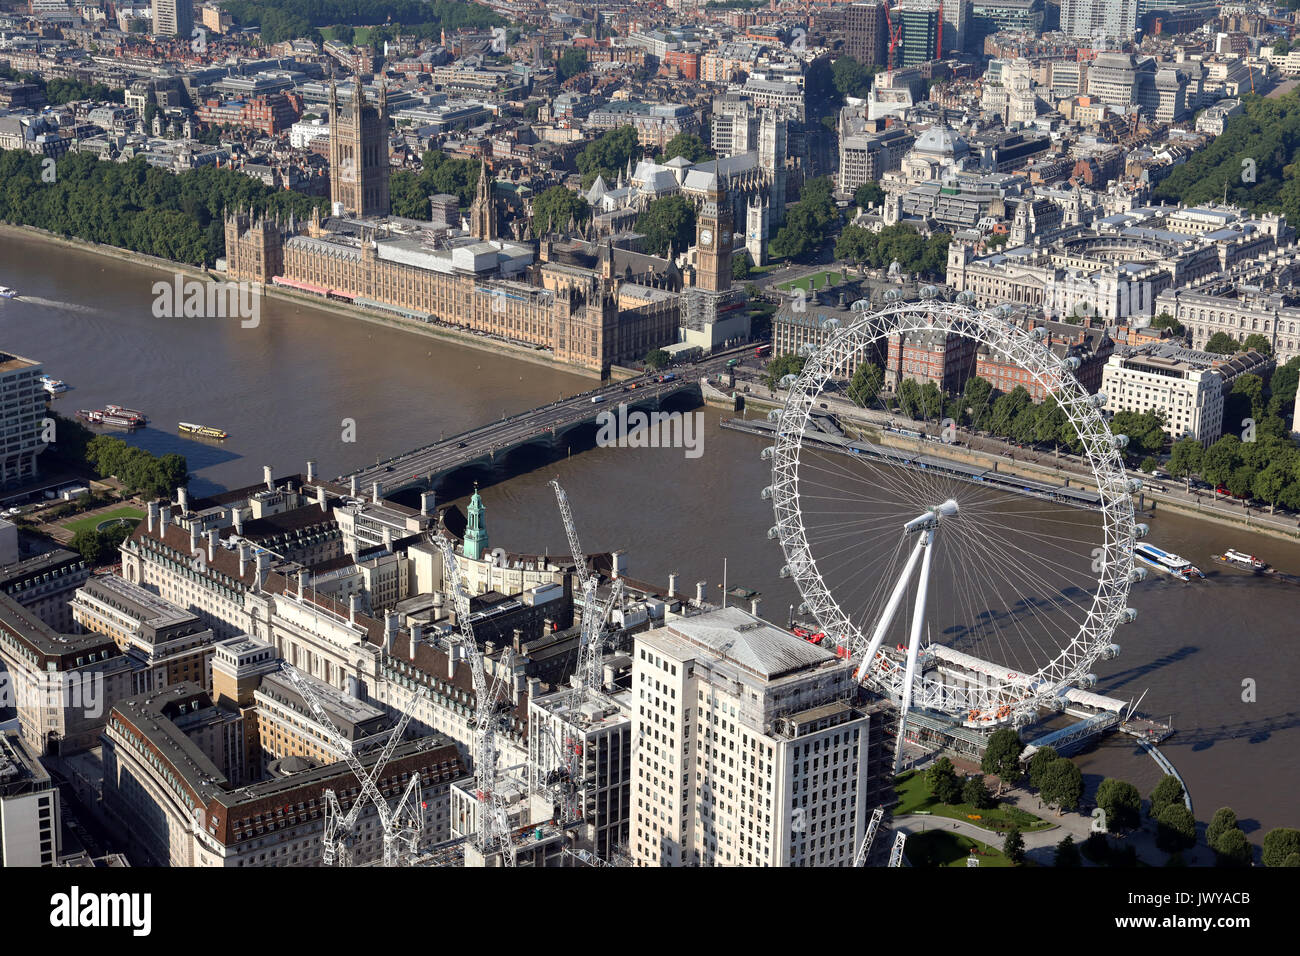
[695,174,733,293]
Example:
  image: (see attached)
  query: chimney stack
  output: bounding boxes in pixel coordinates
[306,459,317,483]
[349,475,359,497]
[263,465,273,491]
[420,491,435,516]
[512,628,523,652]
[190,524,200,555]
[349,593,360,626]
[696,581,706,604]
[208,528,218,563]
[298,569,309,599]
[231,507,243,534]
[527,676,542,701]
[372,481,383,503]
[384,612,398,653]
[177,486,188,513]
[383,526,393,550]
[238,542,250,578]
[668,572,678,598]
[317,485,328,512]
[160,505,172,532]
[750,597,763,617]
[255,551,269,590]
[448,643,459,679]
[147,500,160,533]
[409,622,421,660]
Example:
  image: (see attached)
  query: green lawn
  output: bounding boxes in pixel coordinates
[64,507,143,536]
[904,829,1013,867]
[319,26,375,44]
[775,270,845,293]
[893,770,1053,833]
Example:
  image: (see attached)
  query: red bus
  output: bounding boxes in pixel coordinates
[755,344,772,359]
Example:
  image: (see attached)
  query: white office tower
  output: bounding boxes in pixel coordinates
[630,607,872,867]
[1061,0,1137,41]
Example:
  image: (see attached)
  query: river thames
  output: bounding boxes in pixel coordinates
[4,230,1298,839]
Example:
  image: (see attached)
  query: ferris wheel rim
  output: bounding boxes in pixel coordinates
[767,299,1136,724]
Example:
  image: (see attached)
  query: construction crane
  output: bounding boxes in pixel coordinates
[853,806,885,867]
[884,4,902,72]
[434,533,517,865]
[550,479,623,695]
[280,664,427,866]
[887,830,907,867]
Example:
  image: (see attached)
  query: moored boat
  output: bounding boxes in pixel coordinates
[39,375,67,395]
[78,408,143,429]
[104,403,147,424]
[1215,549,1269,571]
[0,286,17,299]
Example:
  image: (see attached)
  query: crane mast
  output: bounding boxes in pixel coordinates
[435,533,517,865]
[280,663,427,866]
[853,806,885,867]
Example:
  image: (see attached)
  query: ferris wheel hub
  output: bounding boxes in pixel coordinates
[903,498,959,533]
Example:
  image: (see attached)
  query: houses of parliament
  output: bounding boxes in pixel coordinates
[225,80,743,373]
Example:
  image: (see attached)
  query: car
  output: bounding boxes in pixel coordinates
[590,395,605,403]
[4,506,19,516]
[457,441,467,448]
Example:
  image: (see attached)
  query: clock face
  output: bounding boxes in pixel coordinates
[700,229,713,248]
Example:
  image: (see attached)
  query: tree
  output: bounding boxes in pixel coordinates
[897,378,923,420]
[657,132,712,165]
[732,251,751,280]
[1262,828,1300,867]
[1206,807,1238,848]
[1243,333,1273,356]
[645,349,671,370]
[531,185,589,236]
[1253,460,1290,513]
[557,47,588,82]
[835,224,878,263]
[636,194,696,258]
[925,756,961,805]
[1003,827,1026,864]
[854,181,884,209]
[765,353,806,389]
[962,376,995,429]
[832,55,879,99]
[1214,827,1252,867]
[1054,834,1081,867]
[1200,435,1243,492]
[576,125,640,187]
[70,528,106,566]
[1110,409,1167,457]
[1155,804,1196,853]
[1027,745,1059,790]
[1140,455,1160,473]
[1150,311,1185,336]
[1095,778,1141,832]
[1039,758,1084,814]
[1204,331,1242,355]
[962,774,993,810]
[1167,438,1204,490]
[980,728,1024,795]
[1148,775,1185,819]
[847,362,883,407]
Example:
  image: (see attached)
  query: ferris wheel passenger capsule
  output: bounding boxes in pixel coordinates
[797,603,809,615]
[851,298,872,311]
[1128,567,1148,583]
[956,290,976,305]
[1089,392,1108,407]
[823,317,841,330]
[779,373,798,388]
[1133,522,1150,539]
[767,525,779,539]
[920,284,938,299]
[767,408,782,422]
[760,446,774,460]
[1063,355,1081,371]
[1030,326,1048,341]
[779,565,792,579]
[1078,673,1098,688]
[1111,433,1129,450]
[1120,607,1139,623]
[1125,477,1143,493]
[884,289,902,302]
[761,486,774,500]
[797,343,816,357]
[1102,644,1122,660]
